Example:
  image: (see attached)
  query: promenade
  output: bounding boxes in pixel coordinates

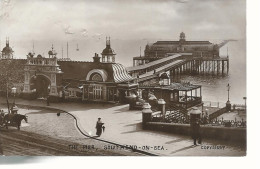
[0,97,246,156]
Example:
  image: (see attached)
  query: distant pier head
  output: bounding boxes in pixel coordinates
[128,32,236,84]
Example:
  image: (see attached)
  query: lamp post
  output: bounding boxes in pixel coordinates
[243,96,247,110]
[12,87,17,106]
[226,83,231,111]
[227,83,230,101]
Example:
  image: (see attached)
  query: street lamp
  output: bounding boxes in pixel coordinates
[243,96,247,110]
[227,83,231,102]
[12,87,17,105]
[226,83,231,111]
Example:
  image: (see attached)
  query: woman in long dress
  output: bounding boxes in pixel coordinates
[96,118,104,137]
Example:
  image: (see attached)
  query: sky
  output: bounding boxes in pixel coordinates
[0,0,246,64]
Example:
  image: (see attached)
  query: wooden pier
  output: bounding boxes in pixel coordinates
[170,57,229,82]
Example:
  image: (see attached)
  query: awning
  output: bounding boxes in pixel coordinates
[112,64,133,83]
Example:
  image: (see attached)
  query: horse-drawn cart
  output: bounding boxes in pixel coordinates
[0,107,28,130]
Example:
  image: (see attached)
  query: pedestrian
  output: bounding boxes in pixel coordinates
[96,118,104,137]
[191,118,202,145]
[46,96,50,106]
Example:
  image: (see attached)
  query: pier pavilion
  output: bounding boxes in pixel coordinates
[133,32,229,66]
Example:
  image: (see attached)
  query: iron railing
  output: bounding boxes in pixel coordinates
[208,118,246,128]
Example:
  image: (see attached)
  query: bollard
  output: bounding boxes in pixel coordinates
[142,103,153,128]
[157,99,166,121]
[226,100,231,111]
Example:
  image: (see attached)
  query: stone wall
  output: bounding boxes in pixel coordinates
[144,122,246,144]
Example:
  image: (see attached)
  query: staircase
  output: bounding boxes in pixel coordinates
[165,104,190,124]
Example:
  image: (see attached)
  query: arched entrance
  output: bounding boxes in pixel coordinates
[30,75,51,98]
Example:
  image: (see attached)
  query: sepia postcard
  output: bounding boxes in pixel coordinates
[0,0,246,160]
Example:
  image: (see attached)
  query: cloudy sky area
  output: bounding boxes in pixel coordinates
[0,0,246,65]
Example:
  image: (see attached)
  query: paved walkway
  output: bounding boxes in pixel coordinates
[0,97,246,156]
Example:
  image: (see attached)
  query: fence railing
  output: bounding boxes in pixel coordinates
[203,101,226,108]
[233,104,246,111]
[209,107,227,121]
[208,118,246,128]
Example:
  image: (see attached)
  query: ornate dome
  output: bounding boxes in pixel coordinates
[159,72,170,79]
[101,38,116,56]
[48,50,53,55]
[48,45,57,57]
[2,46,13,54]
[1,39,14,59]
[101,47,116,55]
[180,32,186,41]
[37,54,43,58]
[27,51,35,58]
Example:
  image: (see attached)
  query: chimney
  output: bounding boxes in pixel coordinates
[93,53,101,63]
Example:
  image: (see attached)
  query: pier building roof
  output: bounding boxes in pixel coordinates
[58,60,133,83]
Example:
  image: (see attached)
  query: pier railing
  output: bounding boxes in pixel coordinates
[233,104,246,111]
[208,107,227,121]
[208,118,246,128]
[203,101,226,108]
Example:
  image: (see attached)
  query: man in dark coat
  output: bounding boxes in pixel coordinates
[191,118,202,145]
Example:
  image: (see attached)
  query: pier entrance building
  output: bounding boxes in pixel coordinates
[23,50,63,99]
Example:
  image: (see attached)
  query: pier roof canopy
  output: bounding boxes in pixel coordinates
[58,61,133,83]
[139,83,201,91]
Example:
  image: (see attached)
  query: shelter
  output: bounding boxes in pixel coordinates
[139,82,202,109]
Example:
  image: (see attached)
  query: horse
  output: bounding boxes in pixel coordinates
[3,114,28,130]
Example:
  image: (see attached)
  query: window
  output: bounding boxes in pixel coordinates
[170,93,174,101]
[88,86,93,99]
[93,86,102,100]
[69,90,76,97]
[91,73,103,82]
[83,87,88,99]
[88,85,102,100]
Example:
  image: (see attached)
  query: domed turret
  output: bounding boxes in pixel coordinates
[37,54,43,58]
[48,44,57,58]
[101,37,116,63]
[179,32,186,42]
[27,51,35,58]
[159,72,170,86]
[1,38,14,59]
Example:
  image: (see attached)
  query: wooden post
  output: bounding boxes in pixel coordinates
[217,60,218,75]
[222,60,224,75]
[212,60,215,75]
[185,91,187,109]
[227,60,229,74]
[206,61,208,74]
[202,60,205,75]
[192,60,194,74]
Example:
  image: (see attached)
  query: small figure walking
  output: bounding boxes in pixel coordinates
[191,118,202,145]
[46,96,50,106]
[96,118,105,137]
